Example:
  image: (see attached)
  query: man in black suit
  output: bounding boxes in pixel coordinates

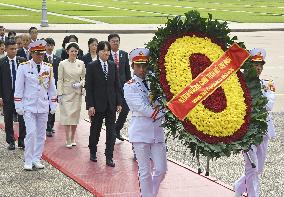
[108,34,131,141]
[16,34,31,60]
[0,39,26,150]
[28,27,38,43]
[0,26,8,42]
[44,38,61,137]
[85,41,122,167]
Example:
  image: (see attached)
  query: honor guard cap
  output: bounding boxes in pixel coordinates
[249,48,266,62]
[129,48,150,64]
[29,39,46,53]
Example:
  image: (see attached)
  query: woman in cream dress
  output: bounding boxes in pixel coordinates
[57,42,86,148]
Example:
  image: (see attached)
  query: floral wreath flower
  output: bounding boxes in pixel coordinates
[146,11,268,158]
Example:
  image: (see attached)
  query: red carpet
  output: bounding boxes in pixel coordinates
[1,121,234,197]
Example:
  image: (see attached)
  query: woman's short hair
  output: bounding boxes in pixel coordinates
[62,36,70,48]
[88,38,98,46]
[8,31,16,38]
[68,35,78,42]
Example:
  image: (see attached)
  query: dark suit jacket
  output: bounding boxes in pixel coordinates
[85,59,122,112]
[0,56,26,103]
[16,48,31,60]
[43,54,61,86]
[82,53,96,68]
[108,50,131,88]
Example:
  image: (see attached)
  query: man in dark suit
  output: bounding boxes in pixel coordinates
[0,26,8,42]
[44,38,61,137]
[0,39,26,150]
[85,41,122,167]
[108,33,131,141]
[16,34,31,60]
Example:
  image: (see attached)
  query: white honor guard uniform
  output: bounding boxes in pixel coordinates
[234,48,275,197]
[124,48,167,197]
[14,40,57,170]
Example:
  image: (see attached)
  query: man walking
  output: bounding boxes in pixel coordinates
[85,41,122,167]
[0,39,26,150]
[124,48,167,197]
[44,37,61,137]
[14,40,57,170]
[108,33,131,141]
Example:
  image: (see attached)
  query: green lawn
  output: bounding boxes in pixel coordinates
[1,0,284,24]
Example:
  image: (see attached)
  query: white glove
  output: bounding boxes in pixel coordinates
[57,95,62,103]
[16,108,24,116]
[50,108,56,114]
[72,82,82,89]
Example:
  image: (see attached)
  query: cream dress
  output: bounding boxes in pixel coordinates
[57,59,86,125]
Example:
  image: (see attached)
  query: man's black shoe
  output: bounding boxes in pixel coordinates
[8,142,15,150]
[46,131,53,137]
[106,159,115,167]
[90,154,97,162]
[116,135,125,141]
[52,129,55,133]
[18,141,25,149]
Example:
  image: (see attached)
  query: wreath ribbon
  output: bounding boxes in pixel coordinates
[167,43,250,120]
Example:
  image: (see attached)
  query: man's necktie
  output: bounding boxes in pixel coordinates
[48,56,53,64]
[142,80,149,90]
[114,52,119,68]
[37,64,41,74]
[11,60,16,90]
[103,63,108,80]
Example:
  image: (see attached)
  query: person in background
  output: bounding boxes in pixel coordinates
[16,34,31,60]
[8,31,16,40]
[0,39,26,150]
[234,48,275,197]
[44,38,61,137]
[14,40,57,170]
[61,35,84,60]
[0,40,5,59]
[108,33,131,141]
[28,27,38,43]
[0,26,8,42]
[15,35,23,50]
[55,36,69,58]
[124,48,167,197]
[85,41,122,167]
[57,42,86,148]
[82,37,98,67]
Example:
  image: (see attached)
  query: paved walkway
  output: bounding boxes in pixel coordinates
[1,23,284,33]
[37,121,235,196]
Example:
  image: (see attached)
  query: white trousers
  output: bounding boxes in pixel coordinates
[24,112,48,166]
[133,142,167,197]
[234,135,269,197]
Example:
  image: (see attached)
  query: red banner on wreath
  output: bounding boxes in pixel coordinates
[167,43,250,121]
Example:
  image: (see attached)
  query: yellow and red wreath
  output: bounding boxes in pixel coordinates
[147,11,268,158]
